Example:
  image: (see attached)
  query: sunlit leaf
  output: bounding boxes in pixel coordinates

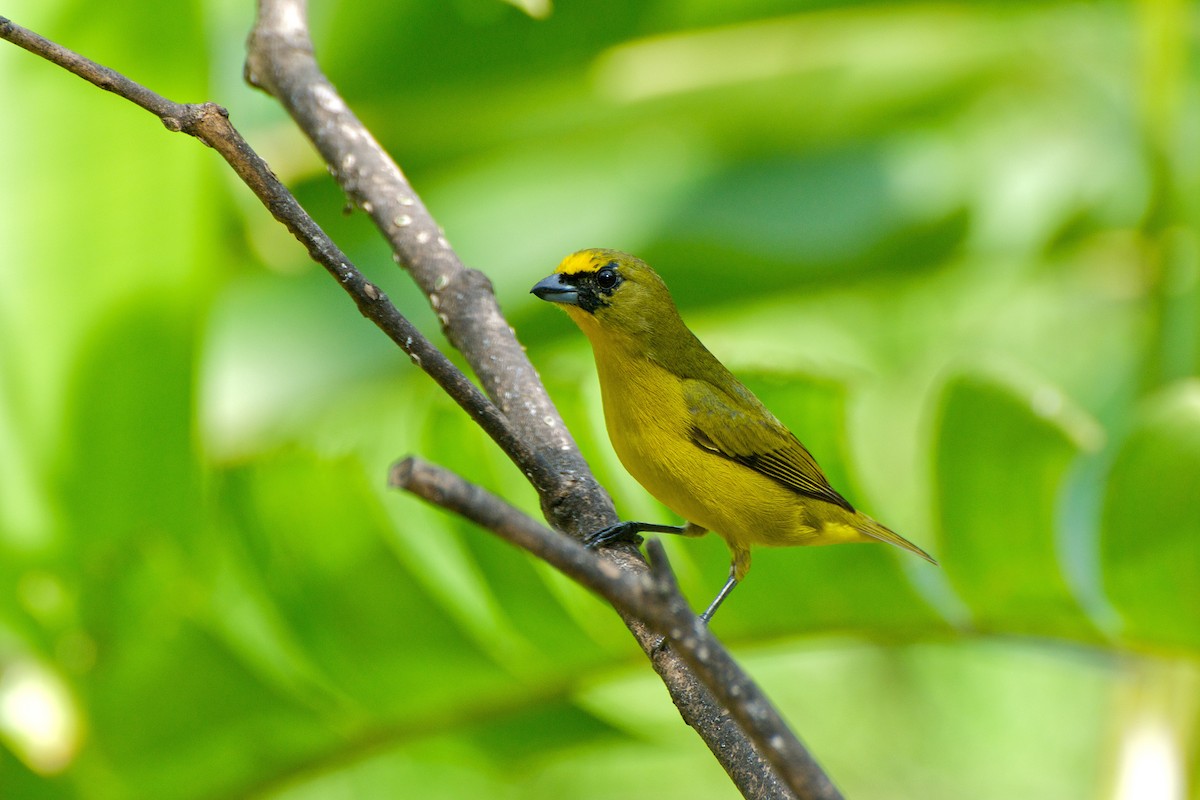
[935,369,1103,640]
[1101,381,1200,650]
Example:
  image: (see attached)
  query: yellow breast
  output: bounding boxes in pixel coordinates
[590,336,810,549]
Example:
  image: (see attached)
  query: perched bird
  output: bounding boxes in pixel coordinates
[531,249,937,624]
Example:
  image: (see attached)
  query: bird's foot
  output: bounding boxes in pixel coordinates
[584,521,645,549]
[584,521,690,549]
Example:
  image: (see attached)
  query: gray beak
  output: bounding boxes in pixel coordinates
[531,273,579,306]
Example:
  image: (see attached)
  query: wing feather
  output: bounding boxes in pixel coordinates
[683,378,854,512]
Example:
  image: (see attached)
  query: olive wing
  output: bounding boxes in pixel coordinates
[682,378,855,512]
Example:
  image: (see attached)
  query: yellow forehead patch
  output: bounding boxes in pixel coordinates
[556,248,622,275]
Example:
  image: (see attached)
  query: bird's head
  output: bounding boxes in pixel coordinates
[531,249,681,344]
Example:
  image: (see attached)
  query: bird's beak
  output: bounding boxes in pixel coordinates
[530,273,579,306]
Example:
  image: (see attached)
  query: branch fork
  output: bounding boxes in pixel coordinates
[1,7,842,799]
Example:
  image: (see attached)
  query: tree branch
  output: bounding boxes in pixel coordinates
[244,0,613,535]
[1,10,843,799]
[239,5,839,798]
[392,457,843,800]
[0,14,549,494]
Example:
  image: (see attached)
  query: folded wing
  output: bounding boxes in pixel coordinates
[682,378,855,512]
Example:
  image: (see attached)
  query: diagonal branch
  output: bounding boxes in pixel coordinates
[244,0,613,536]
[1,10,842,800]
[0,14,549,494]
[238,6,835,799]
[392,457,843,800]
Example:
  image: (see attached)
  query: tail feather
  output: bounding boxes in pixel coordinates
[856,516,938,565]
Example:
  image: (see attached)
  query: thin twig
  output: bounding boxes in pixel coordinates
[244,0,613,535]
[391,457,843,800]
[0,14,548,492]
[0,11,842,799]
[239,5,832,798]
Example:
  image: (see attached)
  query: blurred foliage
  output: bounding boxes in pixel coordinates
[1,0,1199,798]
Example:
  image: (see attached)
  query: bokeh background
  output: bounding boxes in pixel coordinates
[2,0,1198,798]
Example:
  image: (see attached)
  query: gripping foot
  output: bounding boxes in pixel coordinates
[583,521,687,550]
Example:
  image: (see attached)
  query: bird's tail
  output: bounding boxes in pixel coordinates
[856,515,938,565]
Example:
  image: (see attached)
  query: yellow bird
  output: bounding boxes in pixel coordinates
[532,249,937,624]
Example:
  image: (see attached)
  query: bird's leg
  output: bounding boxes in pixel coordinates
[648,570,739,656]
[698,568,739,625]
[584,521,689,549]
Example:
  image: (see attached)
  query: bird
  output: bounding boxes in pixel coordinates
[531,248,936,624]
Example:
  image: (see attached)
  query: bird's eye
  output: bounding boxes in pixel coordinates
[596,267,618,289]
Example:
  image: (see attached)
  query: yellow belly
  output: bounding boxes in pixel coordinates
[573,319,931,573]
[593,345,837,550]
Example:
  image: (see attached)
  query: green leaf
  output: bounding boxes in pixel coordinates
[0,739,76,800]
[935,369,1103,639]
[1101,381,1200,650]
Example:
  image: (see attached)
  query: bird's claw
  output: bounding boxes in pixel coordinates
[584,521,644,550]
